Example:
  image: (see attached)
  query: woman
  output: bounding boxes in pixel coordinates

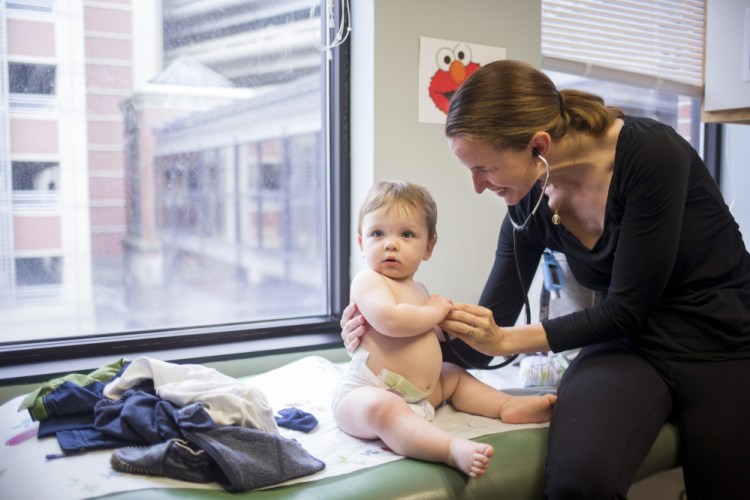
[341,60,750,499]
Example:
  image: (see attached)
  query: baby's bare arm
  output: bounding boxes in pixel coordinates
[352,270,451,337]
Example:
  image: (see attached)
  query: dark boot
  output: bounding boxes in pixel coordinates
[110,438,219,483]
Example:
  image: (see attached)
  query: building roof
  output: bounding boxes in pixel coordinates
[151,57,235,87]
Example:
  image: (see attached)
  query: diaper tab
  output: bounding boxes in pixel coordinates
[378,369,430,403]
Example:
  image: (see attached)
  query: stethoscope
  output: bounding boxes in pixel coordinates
[509,148,550,231]
[445,148,551,369]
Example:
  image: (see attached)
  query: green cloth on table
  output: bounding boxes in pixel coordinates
[18,358,129,421]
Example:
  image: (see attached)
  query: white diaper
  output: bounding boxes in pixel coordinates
[332,348,435,421]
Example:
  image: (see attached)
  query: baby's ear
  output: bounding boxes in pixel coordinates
[423,235,437,260]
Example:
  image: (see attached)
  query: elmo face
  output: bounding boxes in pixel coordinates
[428,43,480,114]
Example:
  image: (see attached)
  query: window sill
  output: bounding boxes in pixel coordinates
[0,331,343,385]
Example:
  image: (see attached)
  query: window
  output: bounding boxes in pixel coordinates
[0,1,349,365]
[12,162,58,191]
[9,62,55,95]
[8,62,56,111]
[15,256,61,286]
[11,161,59,208]
[545,71,703,152]
[542,0,705,153]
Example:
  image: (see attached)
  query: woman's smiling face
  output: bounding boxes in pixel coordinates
[448,136,540,206]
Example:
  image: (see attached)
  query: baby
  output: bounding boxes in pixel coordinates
[332,180,556,477]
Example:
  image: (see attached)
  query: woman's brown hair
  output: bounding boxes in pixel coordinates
[445,60,623,150]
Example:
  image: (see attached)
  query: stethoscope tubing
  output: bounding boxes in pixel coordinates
[445,154,550,370]
[509,153,550,231]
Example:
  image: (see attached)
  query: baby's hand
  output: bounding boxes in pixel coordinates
[425,294,453,318]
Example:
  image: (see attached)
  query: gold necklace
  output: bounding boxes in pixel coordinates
[550,137,582,226]
[552,206,561,225]
[551,192,563,225]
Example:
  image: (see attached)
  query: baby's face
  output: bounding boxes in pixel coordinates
[358,205,434,280]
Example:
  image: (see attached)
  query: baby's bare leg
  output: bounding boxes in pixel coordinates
[435,363,557,424]
[334,386,494,476]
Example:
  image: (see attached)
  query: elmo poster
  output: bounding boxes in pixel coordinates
[418,36,506,124]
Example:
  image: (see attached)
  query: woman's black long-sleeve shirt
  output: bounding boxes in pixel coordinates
[480,116,750,361]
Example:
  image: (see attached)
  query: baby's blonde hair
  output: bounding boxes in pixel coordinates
[358,181,438,241]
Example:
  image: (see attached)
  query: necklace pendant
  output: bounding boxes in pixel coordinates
[552,212,561,225]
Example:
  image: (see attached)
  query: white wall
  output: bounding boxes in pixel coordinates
[350,0,541,303]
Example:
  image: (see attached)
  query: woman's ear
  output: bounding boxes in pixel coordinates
[529,132,552,157]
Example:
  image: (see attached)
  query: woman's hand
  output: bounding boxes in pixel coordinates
[340,302,366,355]
[439,302,506,356]
[440,302,552,356]
[424,294,453,319]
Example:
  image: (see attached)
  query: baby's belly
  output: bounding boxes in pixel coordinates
[361,333,443,394]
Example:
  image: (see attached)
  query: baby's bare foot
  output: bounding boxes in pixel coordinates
[448,439,494,477]
[500,394,557,424]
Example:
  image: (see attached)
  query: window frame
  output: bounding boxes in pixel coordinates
[0,23,351,373]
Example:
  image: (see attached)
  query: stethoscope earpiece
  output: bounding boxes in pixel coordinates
[508,152,550,232]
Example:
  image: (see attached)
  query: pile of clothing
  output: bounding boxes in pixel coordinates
[18,357,324,492]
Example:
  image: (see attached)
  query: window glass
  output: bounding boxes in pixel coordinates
[546,70,703,154]
[11,161,59,208]
[9,63,56,95]
[1,1,343,349]
[15,257,61,286]
[12,161,59,191]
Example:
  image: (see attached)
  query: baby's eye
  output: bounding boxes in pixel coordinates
[371,230,384,237]
[402,230,415,238]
